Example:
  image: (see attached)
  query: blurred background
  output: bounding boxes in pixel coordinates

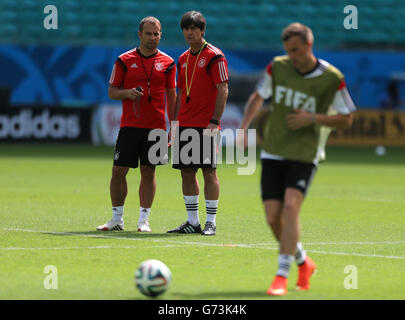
[0,0,404,147]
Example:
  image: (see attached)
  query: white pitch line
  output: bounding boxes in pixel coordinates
[3,227,405,260]
[251,241,405,246]
[0,244,190,251]
[306,249,405,260]
[310,195,405,204]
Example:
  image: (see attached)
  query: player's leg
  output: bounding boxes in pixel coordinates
[97,127,138,231]
[167,168,202,233]
[201,167,219,235]
[96,165,129,231]
[287,162,317,290]
[263,200,283,241]
[181,168,201,226]
[111,165,130,207]
[281,188,316,291]
[137,165,156,232]
[279,188,304,255]
[267,189,303,296]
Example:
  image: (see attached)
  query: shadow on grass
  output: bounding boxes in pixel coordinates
[45,230,186,239]
[169,291,270,300]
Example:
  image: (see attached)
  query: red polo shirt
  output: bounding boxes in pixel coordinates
[109,48,176,130]
[177,43,229,128]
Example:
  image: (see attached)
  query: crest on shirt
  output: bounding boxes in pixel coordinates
[198,57,207,68]
[155,62,164,71]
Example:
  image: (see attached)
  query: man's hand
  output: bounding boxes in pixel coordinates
[126,88,144,101]
[168,121,179,147]
[236,128,248,149]
[286,109,315,131]
[204,122,219,136]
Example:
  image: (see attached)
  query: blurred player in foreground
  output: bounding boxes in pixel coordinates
[238,23,355,295]
[97,16,176,232]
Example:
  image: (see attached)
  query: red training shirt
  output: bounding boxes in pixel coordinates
[109,48,176,130]
[177,43,229,128]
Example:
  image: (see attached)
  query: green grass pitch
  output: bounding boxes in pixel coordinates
[0,143,404,300]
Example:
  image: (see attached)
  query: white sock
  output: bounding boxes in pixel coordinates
[112,206,124,221]
[276,254,295,278]
[139,207,151,223]
[184,195,199,226]
[295,242,307,266]
[205,199,218,225]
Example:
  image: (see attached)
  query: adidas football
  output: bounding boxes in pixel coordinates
[134,259,172,297]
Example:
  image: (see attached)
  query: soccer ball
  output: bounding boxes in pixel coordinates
[134,259,172,297]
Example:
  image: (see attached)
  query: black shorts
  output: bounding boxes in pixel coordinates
[172,127,220,170]
[261,158,317,201]
[113,127,168,168]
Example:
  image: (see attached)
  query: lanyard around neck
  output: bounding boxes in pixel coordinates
[185,41,207,103]
[139,50,157,103]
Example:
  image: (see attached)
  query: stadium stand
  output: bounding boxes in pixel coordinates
[0,0,404,49]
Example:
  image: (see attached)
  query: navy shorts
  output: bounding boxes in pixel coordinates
[261,158,317,201]
[113,127,168,168]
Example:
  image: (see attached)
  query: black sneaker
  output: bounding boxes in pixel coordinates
[167,221,202,234]
[202,222,216,236]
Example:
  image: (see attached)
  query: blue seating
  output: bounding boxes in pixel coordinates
[0,0,403,49]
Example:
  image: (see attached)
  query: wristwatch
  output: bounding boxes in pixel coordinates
[209,119,220,125]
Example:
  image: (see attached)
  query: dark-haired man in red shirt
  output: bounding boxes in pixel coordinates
[97,16,176,232]
[168,11,229,236]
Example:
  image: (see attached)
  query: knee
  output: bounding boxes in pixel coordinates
[282,201,300,221]
[266,213,281,228]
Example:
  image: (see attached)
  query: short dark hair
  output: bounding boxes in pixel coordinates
[180,11,206,32]
[281,22,314,44]
[139,16,161,33]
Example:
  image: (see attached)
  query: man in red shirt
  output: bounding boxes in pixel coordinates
[167,11,229,236]
[97,16,176,232]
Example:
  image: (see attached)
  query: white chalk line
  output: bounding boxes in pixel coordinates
[310,195,405,204]
[0,244,190,251]
[253,241,405,246]
[3,227,405,260]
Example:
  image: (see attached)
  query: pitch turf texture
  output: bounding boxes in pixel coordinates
[0,144,404,300]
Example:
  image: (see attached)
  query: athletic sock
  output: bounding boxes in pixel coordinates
[184,195,199,226]
[295,242,307,266]
[205,199,218,225]
[138,207,151,223]
[276,254,295,279]
[112,206,124,221]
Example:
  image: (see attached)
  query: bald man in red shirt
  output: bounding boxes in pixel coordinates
[97,17,176,232]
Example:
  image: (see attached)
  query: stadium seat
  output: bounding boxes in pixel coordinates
[2,0,404,49]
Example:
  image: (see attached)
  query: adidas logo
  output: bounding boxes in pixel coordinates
[183,225,196,233]
[131,63,138,68]
[297,179,306,188]
[181,62,187,68]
